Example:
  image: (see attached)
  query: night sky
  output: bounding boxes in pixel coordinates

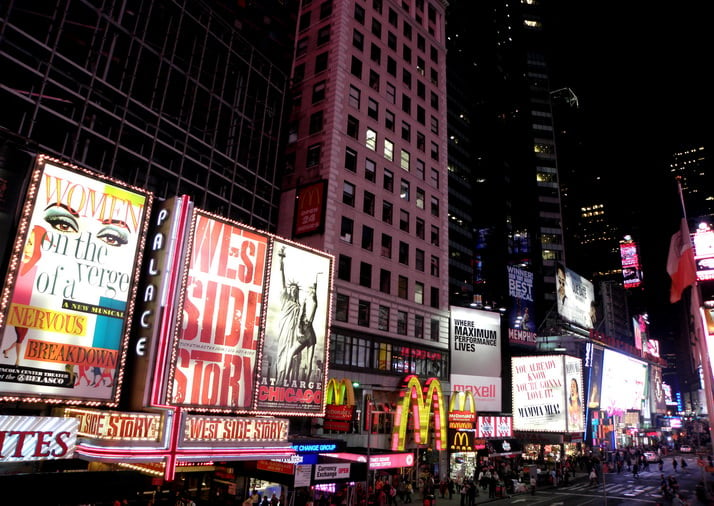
[546,2,714,337]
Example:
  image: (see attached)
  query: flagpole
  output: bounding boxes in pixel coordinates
[676,177,714,445]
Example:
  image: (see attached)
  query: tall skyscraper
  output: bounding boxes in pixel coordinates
[276,0,451,405]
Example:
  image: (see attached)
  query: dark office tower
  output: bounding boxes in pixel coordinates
[670,145,714,221]
[276,0,451,397]
[445,1,565,329]
[0,0,295,232]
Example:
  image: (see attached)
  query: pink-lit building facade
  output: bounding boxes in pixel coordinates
[277,0,451,437]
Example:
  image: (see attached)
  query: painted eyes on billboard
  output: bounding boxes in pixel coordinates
[43,203,130,247]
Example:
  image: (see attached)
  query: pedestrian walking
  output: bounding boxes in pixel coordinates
[672,457,678,472]
[681,457,688,472]
[589,469,598,486]
[632,462,639,479]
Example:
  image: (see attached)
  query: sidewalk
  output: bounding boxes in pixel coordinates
[422,473,590,506]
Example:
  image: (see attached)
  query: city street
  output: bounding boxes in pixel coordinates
[426,455,709,506]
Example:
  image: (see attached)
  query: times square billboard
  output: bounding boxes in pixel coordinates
[0,156,151,405]
[555,262,596,330]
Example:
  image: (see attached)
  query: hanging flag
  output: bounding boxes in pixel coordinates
[667,217,696,303]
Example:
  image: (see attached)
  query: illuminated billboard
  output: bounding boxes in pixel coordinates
[555,263,595,329]
[693,224,714,282]
[650,366,666,414]
[170,211,268,411]
[511,355,583,433]
[256,239,333,414]
[293,180,327,237]
[619,239,643,289]
[600,349,647,415]
[506,266,536,347]
[450,307,502,411]
[0,156,151,404]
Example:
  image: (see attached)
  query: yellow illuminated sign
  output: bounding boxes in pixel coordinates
[391,375,447,451]
[448,391,477,429]
[325,378,355,406]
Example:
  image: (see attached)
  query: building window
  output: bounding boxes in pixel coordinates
[416,56,425,76]
[299,12,311,31]
[372,18,382,37]
[369,70,380,91]
[430,115,439,134]
[431,255,439,276]
[320,0,333,19]
[363,191,375,215]
[430,141,439,161]
[343,181,356,206]
[402,68,412,89]
[381,233,392,259]
[417,133,425,153]
[417,105,425,124]
[365,158,376,182]
[382,202,393,225]
[387,56,397,77]
[403,44,412,63]
[335,294,349,322]
[416,217,425,239]
[417,79,425,98]
[358,300,370,326]
[359,261,372,287]
[384,139,394,161]
[345,147,357,172]
[430,287,439,309]
[309,110,324,134]
[354,3,365,23]
[398,241,409,265]
[351,56,363,78]
[349,85,361,109]
[398,276,408,299]
[293,63,305,83]
[415,315,424,339]
[402,94,411,114]
[388,8,398,27]
[315,52,328,73]
[378,305,390,331]
[415,282,424,304]
[431,196,440,216]
[317,25,331,45]
[312,81,326,103]
[387,31,397,50]
[338,254,352,281]
[416,159,425,180]
[347,115,359,139]
[361,226,374,251]
[416,187,425,209]
[415,248,425,271]
[431,168,439,189]
[399,209,409,232]
[384,169,394,192]
[370,43,381,64]
[386,83,396,104]
[368,98,379,120]
[403,21,412,39]
[431,225,439,246]
[430,318,440,341]
[400,179,410,201]
[353,29,364,51]
[380,269,391,293]
[385,110,395,131]
[400,149,410,171]
[430,91,439,109]
[430,68,439,86]
[401,121,411,142]
[296,35,308,56]
[307,144,321,166]
[341,216,354,243]
[397,311,407,335]
[366,129,377,150]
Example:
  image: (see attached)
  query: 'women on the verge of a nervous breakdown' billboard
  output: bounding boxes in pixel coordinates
[0,156,151,404]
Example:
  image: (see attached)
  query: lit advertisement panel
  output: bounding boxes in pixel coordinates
[564,355,584,433]
[450,307,501,377]
[600,349,647,415]
[555,263,596,329]
[651,366,666,414]
[506,266,536,348]
[0,156,151,404]
[620,240,643,288]
[512,355,567,433]
[0,415,78,462]
[293,180,327,237]
[586,345,604,410]
[693,225,714,281]
[256,239,332,414]
[450,307,502,412]
[170,211,268,411]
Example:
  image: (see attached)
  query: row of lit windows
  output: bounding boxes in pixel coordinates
[329,331,447,380]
